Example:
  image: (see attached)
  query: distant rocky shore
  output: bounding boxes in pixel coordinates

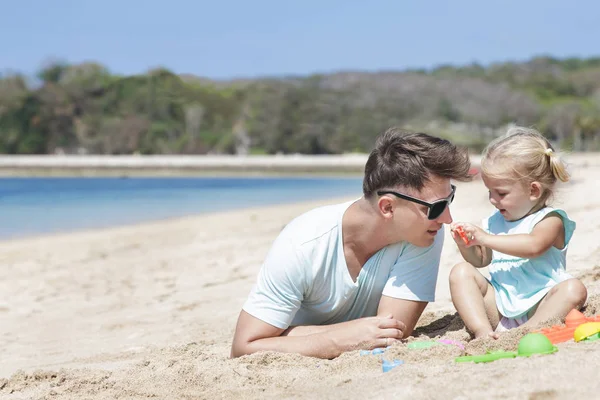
[0,154,372,176]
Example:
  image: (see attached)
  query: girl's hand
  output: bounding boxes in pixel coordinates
[450,222,469,247]
[450,222,487,248]
[450,223,470,246]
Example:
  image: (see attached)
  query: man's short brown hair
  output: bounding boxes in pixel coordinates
[363,127,472,197]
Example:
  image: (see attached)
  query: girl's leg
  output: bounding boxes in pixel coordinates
[525,278,587,328]
[450,262,502,338]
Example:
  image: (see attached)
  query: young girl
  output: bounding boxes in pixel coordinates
[449,126,587,338]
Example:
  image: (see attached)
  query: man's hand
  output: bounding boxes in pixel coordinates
[329,314,406,351]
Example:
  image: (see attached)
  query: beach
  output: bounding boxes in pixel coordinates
[1,154,600,399]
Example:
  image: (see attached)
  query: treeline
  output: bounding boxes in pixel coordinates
[1,56,600,155]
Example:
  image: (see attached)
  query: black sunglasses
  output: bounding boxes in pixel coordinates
[377,184,456,220]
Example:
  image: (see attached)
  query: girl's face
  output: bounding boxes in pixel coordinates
[482,173,541,221]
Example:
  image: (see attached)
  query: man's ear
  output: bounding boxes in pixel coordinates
[530,181,543,201]
[378,196,394,219]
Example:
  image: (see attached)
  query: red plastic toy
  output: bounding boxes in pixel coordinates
[534,309,600,344]
[454,226,470,245]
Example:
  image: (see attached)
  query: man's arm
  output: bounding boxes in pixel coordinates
[376,229,444,335]
[230,310,406,359]
[455,241,490,268]
[377,296,428,337]
[230,311,338,359]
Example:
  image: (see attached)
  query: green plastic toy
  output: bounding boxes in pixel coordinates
[455,333,558,364]
[517,333,559,356]
[579,332,600,342]
[455,350,517,363]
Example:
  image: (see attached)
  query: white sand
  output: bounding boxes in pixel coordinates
[1,155,599,399]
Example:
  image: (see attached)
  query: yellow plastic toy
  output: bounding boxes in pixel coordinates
[573,322,600,342]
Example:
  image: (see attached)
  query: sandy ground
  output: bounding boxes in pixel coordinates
[1,155,599,399]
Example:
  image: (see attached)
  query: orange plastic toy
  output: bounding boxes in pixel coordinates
[454,226,470,245]
[534,309,600,344]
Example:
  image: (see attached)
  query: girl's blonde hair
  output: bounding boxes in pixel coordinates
[481,126,569,206]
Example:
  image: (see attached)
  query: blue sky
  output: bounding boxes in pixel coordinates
[1,0,598,79]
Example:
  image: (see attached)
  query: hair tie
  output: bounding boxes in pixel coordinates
[545,148,553,156]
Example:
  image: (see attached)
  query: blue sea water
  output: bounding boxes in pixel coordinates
[0,177,363,240]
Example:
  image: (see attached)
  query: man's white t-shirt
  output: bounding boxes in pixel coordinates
[243,199,443,329]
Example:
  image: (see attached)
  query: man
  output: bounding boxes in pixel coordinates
[231,127,472,359]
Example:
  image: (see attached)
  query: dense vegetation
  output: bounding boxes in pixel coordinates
[1,56,600,155]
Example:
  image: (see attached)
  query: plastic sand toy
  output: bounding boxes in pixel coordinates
[382,359,404,372]
[574,322,600,342]
[533,309,600,344]
[455,333,557,363]
[358,347,405,372]
[360,347,387,356]
[516,333,559,356]
[453,226,470,245]
[455,350,517,363]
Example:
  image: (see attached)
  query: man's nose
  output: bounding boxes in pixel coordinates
[437,205,453,224]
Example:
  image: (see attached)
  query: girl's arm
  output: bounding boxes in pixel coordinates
[461,244,492,268]
[462,213,565,259]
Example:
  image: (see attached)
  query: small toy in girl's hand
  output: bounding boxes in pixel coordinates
[453,226,470,245]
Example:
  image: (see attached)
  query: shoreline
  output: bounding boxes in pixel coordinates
[0,174,364,242]
[0,195,359,246]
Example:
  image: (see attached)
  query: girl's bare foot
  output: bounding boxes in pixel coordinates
[473,330,499,340]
